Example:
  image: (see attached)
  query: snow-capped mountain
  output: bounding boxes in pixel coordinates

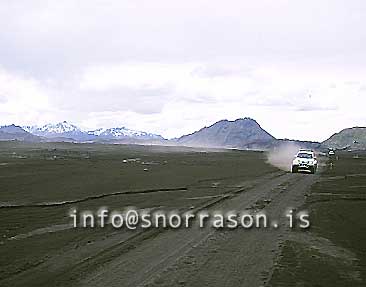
[87,128,106,136]
[88,127,164,140]
[23,121,88,140]
[23,121,164,142]
[24,121,80,134]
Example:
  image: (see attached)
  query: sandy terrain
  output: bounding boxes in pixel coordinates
[0,142,364,286]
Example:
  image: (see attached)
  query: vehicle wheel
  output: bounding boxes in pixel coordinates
[292,165,298,173]
[310,167,315,174]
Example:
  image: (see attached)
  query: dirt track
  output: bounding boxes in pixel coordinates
[57,172,318,287]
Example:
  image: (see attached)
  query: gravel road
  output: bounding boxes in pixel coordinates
[71,172,319,287]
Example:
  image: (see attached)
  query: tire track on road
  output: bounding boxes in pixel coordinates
[71,172,313,287]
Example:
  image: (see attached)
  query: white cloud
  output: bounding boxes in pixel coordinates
[0,68,55,125]
[0,1,365,141]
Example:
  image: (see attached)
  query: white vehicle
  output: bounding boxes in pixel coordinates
[292,150,318,174]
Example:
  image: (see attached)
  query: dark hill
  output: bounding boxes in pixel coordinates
[177,118,275,149]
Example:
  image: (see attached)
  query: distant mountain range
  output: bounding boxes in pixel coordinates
[20,121,164,142]
[0,121,164,144]
[23,121,88,141]
[0,124,40,142]
[87,127,163,141]
[1,119,365,150]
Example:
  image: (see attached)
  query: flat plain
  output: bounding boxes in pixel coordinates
[0,142,364,286]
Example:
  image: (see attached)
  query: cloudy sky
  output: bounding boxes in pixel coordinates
[0,0,365,141]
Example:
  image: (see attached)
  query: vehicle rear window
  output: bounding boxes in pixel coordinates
[297,153,313,159]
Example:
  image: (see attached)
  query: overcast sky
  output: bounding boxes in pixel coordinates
[0,0,365,141]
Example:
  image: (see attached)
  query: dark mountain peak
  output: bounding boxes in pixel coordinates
[235,117,256,122]
[0,124,41,142]
[233,117,259,126]
[206,117,258,130]
[178,117,275,149]
[0,124,28,134]
[213,117,256,124]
